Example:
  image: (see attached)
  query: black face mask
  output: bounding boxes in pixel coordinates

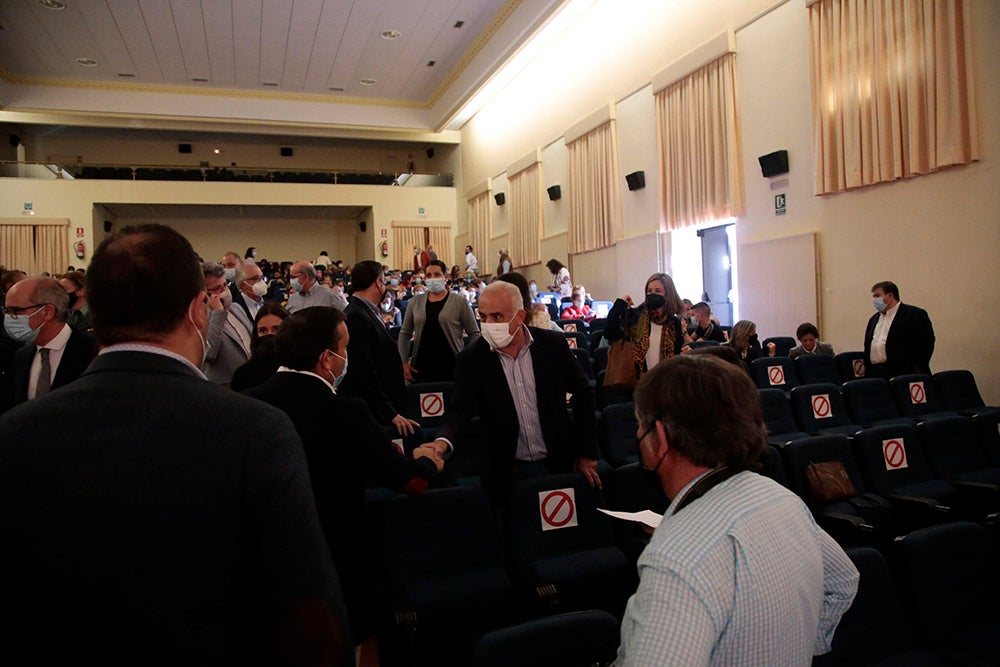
[749,333,759,343]
[67,293,79,309]
[645,293,666,310]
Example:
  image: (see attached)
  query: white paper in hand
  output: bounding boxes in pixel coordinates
[597,508,663,529]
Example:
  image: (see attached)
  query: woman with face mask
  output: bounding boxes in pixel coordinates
[379,290,402,328]
[604,273,686,377]
[560,285,596,322]
[398,260,481,383]
[230,303,290,392]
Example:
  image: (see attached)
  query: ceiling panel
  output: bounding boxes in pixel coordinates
[202,1,235,85]
[280,1,325,90]
[232,0,263,87]
[303,1,353,91]
[142,0,188,80]
[106,0,163,80]
[259,0,293,86]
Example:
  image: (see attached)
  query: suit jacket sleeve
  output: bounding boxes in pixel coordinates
[204,309,227,363]
[244,408,353,665]
[604,298,631,342]
[344,310,398,423]
[350,398,438,492]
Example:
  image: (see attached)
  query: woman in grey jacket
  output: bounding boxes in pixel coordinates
[398,260,481,383]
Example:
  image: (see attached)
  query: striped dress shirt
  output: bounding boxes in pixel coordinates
[616,471,858,666]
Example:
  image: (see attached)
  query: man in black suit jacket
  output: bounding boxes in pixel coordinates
[426,281,600,508]
[863,281,935,379]
[0,225,351,666]
[246,306,443,650]
[4,276,95,405]
[340,260,420,436]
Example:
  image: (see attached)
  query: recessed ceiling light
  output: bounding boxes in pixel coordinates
[360,78,376,86]
[76,58,98,67]
[381,30,400,39]
[39,0,65,10]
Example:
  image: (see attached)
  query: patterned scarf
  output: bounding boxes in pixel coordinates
[630,308,677,369]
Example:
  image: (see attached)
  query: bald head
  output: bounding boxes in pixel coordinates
[7,277,69,321]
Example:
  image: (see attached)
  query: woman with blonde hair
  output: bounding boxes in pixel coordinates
[604,272,685,376]
[725,320,765,372]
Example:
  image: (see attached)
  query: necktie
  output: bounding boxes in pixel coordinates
[36,348,51,397]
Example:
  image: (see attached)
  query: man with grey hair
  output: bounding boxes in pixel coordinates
[4,276,95,405]
[287,260,348,313]
[423,280,600,507]
[203,262,250,386]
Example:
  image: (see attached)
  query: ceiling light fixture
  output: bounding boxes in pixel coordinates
[39,0,65,10]
[328,87,345,92]
[192,77,208,82]
[381,30,401,39]
[76,58,98,67]
[262,82,278,87]
[117,73,135,78]
[360,78,376,86]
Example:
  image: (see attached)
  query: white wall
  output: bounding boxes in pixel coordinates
[460,0,1000,402]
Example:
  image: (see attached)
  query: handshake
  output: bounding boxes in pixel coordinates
[411,439,450,473]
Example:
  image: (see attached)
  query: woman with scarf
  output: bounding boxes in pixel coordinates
[604,273,685,376]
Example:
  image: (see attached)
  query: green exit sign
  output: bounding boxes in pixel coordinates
[774,193,786,216]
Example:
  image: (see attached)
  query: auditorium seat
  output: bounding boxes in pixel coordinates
[606,462,669,563]
[597,402,639,468]
[835,351,867,383]
[933,370,997,416]
[383,487,515,666]
[589,330,605,354]
[404,381,454,439]
[917,416,1000,512]
[472,610,620,667]
[570,348,595,382]
[555,318,587,333]
[762,336,796,357]
[750,357,800,392]
[757,388,810,446]
[780,434,896,547]
[588,317,607,334]
[889,374,956,422]
[794,354,840,385]
[507,473,635,619]
[841,379,915,428]
[789,384,863,436]
[972,409,1000,466]
[562,330,589,351]
[894,522,1000,664]
[592,347,608,376]
[758,444,789,489]
[852,424,960,529]
[828,547,946,666]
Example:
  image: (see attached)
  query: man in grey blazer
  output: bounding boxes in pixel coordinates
[0,224,351,665]
[203,262,251,385]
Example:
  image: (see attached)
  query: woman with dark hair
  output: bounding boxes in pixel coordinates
[379,288,402,328]
[605,272,685,377]
[244,246,257,263]
[230,303,290,392]
[725,320,765,372]
[546,258,572,297]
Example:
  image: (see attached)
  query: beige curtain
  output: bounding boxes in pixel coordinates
[655,53,745,230]
[34,225,70,275]
[508,162,543,267]
[392,226,425,271]
[0,225,37,274]
[809,0,979,194]
[567,120,623,254]
[466,192,493,263]
[428,227,451,267]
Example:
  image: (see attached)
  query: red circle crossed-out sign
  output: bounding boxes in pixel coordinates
[540,490,575,528]
[909,382,926,404]
[883,439,907,469]
[812,394,831,418]
[852,359,865,377]
[420,393,444,417]
[768,366,785,385]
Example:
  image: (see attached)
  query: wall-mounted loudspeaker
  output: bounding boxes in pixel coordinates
[625,170,646,191]
[546,185,562,201]
[280,146,293,157]
[103,220,113,233]
[178,143,192,154]
[9,134,21,148]
[358,221,367,233]
[426,147,435,159]
[494,192,506,206]
[758,150,789,177]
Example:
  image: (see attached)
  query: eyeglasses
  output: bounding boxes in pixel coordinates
[2,304,46,317]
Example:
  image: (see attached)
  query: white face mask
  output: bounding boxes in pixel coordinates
[481,321,516,349]
[250,280,268,297]
[425,277,446,294]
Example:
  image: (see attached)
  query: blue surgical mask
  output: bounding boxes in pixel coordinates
[289,278,304,293]
[426,278,446,294]
[390,279,399,286]
[413,278,422,285]
[4,309,43,344]
[223,268,236,282]
[873,296,885,312]
[329,350,348,387]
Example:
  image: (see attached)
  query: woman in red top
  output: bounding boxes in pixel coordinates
[560,285,596,322]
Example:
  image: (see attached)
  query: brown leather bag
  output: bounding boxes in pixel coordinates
[805,460,856,504]
[603,340,639,390]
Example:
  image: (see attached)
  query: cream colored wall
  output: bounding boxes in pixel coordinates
[460,0,1000,402]
[0,179,457,274]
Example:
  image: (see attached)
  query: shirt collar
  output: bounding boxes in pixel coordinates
[99,342,208,379]
[881,302,900,318]
[277,366,336,394]
[40,323,73,351]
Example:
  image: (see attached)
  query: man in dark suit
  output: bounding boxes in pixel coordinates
[246,305,443,654]
[5,276,95,405]
[0,224,351,666]
[863,280,935,379]
[340,259,420,436]
[424,281,601,507]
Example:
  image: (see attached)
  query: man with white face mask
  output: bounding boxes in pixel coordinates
[423,280,600,508]
[202,262,250,386]
[229,262,267,332]
[863,280,935,379]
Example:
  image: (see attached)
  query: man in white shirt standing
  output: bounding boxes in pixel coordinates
[464,245,479,274]
[863,280,935,379]
[616,354,858,666]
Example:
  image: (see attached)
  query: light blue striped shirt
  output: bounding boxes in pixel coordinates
[495,326,547,462]
[616,471,858,666]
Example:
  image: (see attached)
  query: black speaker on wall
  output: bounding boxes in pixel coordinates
[103,220,113,233]
[625,170,646,191]
[546,184,562,201]
[178,143,192,154]
[758,150,789,177]
[426,147,435,159]
[494,192,506,206]
[280,146,293,157]
[358,221,367,232]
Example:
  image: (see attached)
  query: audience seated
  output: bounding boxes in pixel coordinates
[789,322,835,360]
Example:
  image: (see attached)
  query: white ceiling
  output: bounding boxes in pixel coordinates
[0,0,562,138]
